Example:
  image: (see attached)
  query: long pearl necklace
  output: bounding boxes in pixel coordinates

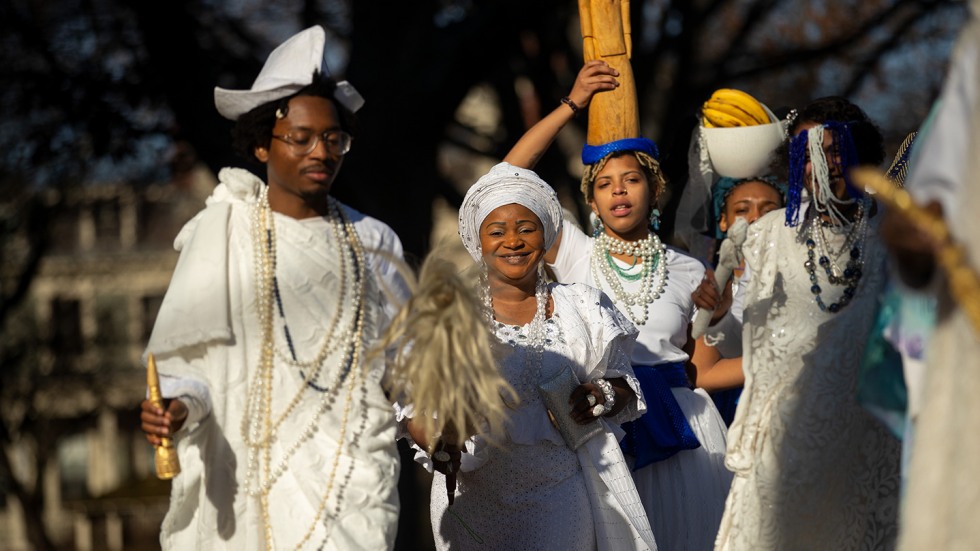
[590,231,668,325]
[243,186,370,550]
[803,198,870,313]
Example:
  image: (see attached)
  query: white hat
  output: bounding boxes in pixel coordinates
[213,25,364,120]
[702,104,787,179]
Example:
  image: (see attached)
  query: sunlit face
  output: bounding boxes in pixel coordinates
[589,154,656,242]
[479,204,546,286]
[254,95,344,217]
[795,120,846,200]
[719,180,784,232]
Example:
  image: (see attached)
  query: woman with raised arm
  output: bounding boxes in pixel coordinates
[504,60,731,551]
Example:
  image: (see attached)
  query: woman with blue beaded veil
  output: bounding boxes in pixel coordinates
[503,58,732,550]
[716,96,902,550]
[392,163,657,551]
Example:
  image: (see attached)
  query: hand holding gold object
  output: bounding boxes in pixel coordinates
[147,353,181,479]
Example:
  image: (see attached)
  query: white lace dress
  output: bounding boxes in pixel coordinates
[406,283,657,551]
[718,208,901,550]
[551,221,732,551]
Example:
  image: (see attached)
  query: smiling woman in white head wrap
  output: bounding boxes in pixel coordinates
[394,161,658,550]
[457,162,564,262]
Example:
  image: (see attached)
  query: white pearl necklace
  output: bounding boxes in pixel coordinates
[810,198,870,279]
[590,231,668,325]
[488,265,551,403]
[242,186,371,550]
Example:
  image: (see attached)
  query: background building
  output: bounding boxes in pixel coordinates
[0,164,214,551]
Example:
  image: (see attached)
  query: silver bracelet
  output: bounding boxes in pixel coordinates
[592,378,616,413]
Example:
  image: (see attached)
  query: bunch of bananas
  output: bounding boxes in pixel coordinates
[702,89,771,128]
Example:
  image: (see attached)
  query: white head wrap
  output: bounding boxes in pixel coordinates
[458,162,563,262]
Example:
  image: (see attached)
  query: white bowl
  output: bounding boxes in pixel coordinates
[702,104,787,179]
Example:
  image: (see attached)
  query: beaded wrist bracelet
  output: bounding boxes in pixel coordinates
[561,96,580,117]
[592,378,616,414]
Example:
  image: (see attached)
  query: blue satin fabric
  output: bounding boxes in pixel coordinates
[620,362,701,469]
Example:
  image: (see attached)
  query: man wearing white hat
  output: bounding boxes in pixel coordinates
[139,26,407,550]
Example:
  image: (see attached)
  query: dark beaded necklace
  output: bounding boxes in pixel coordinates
[801,196,870,313]
[804,238,862,313]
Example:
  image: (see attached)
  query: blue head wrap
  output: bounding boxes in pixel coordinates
[582,137,659,165]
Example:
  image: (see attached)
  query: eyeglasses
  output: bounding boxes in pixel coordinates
[272,130,352,156]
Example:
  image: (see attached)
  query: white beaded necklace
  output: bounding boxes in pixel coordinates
[590,231,668,325]
[242,185,370,550]
[802,197,871,314]
[484,263,550,404]
[810,197,870,279]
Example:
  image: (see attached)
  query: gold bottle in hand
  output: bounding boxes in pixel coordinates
[147,353,181,479]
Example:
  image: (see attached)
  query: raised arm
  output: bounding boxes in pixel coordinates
[503,60,619,170]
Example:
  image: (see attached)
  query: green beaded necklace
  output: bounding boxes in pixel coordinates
[604,250,659,281]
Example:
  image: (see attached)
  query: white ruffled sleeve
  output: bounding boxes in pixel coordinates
[555,284,646,431]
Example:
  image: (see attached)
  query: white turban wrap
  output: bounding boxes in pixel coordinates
[458,162,563,262]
